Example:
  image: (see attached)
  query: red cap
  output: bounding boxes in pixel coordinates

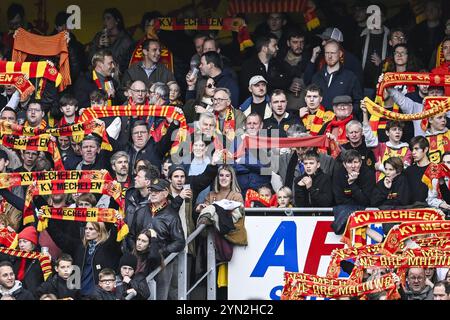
[18,226,38,245]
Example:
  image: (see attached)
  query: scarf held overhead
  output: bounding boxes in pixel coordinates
[0,73,35,100]
[226,0,320,31]
[0,133,63,171]
[37,206,128,242]
[0,61,62,86]
[0,170,113,190]
[12,28,70,91]
[23,179,124,226]
[154,17,253,51]
[0,119,112,151]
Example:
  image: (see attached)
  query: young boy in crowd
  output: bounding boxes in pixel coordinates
[424,113,450,164]
[405,136,431,205]
[35,253,79,300]
[294,150,333,207]
[361,100,411,181]
[58,94,79,127]
[93,268,117,300]
[115,253,149,300]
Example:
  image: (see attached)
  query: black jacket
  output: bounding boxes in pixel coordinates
[92,286,117,300]
[35,273,80,300]
[126,123,176,176]
[239,55,291,104]
[371,174,410,208]
[333,164,375,207]
[123,189,151,253]
[263,112,300,138]
[294,169,334,207]
[115,273,150,300]
[121,62,175,91]
[142,204,186,258]
[46,221,122,286]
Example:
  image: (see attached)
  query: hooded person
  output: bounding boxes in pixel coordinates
[115,253,150,300]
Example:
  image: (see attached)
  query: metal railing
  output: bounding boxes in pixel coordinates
[146,224,216,300]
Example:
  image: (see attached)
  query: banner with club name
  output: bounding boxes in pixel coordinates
[0,170,113,190]
[0,120,111,151]
[281,271,399,300]
[23,179,124,226]
[382,221,450,254]
[0,134,63,170]
[365,96,450,121]
[0,73,35,100]
[153,17,253,51]
[37,206,128,241]
[341,209,445,247]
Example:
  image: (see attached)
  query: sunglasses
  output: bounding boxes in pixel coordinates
[206,83,216,89]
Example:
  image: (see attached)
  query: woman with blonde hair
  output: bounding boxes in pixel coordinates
[46,218,123,297]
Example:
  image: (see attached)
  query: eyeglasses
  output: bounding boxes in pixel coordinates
[408,276,424,282]
[99,279,115,284]
[392,36,406,40]
[394,51,407,56]
[130,88,147,94]
[213,97,229,103]
[206,83,216,89]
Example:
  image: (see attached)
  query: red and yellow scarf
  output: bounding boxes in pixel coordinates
[37,206,128,242]
[301,106,334,136]
[23,178,124,226]
[227,0,320,31]
[92,70,114,106]
[0,248,52,280]
[0,227,18,249]
[0,72,34,100]
[154,17,253,51]
[244,189,278,208]
[0,61,62,87]
[324,115,353,144]
[426,131,450,164]
[215,106,236,141]
[0,133,63,171]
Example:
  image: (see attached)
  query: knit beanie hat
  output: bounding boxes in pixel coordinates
[119,253,137,270]
[18,226,38,245]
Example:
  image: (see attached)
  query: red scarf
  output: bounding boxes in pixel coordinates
[324,115,353,144]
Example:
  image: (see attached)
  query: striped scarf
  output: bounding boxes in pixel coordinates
[154,17,253,51]
[12,28,70,91]
[37,206,128,242]
[92,70,114,106]
[227,0,320,31]
[80,105,188,155]
[0,248,52,280]
[301,106,334,135]
[0,61,62,86]
[216,106,236,141]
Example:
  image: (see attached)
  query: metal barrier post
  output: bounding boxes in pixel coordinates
[206,227,216,300]
[177,248,188,300]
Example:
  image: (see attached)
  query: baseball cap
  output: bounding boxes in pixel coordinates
[248,75,268,87]
[318,27,344,42]
[149,178,170,191]
[332,95,353,105]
